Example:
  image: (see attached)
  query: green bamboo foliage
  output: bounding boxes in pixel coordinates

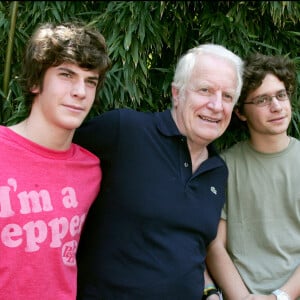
[3,1,18,98]
[0,1,300,150]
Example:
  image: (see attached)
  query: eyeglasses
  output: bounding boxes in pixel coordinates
[243,90,289,107]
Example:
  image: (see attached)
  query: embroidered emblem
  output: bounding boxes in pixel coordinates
[210,186,217,195]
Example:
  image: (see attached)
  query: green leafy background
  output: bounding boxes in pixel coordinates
[1,1,300,150]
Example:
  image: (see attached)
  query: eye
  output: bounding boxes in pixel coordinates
[255,96,268,105]
[277,91,287,100]
[60,72,72,78]
[198,87,210,95]
[86,80,98,87]
[222,93,234,103]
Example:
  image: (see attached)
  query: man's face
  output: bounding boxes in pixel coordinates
[31,62,99,131]
[238,73,291,138]
[172,54,237,148]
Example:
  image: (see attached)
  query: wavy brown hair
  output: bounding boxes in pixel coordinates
[19,21,111,108]
[237,53,296,114]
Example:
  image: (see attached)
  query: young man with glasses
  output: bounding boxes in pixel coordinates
[206,53,300,300]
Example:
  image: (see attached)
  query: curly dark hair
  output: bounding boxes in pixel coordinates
[237,53,296,114]
[19,21,111,108]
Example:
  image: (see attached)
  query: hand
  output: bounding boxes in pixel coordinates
[207,294,221,300]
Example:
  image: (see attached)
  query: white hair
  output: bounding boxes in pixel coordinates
[172,44,244,103]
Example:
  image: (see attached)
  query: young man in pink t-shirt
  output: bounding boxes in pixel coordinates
[0,22,110,299]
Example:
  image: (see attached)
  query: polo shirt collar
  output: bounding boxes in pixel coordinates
[155,109,218,157]
[155,109,182,137]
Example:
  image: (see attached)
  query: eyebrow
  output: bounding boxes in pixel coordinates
[192,81,236,92]
[57,66,99,81]
[253,89,286,98]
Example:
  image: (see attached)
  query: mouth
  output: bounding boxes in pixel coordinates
[200,116,220,123]
[269,115,286,122]
[63,104,85,112]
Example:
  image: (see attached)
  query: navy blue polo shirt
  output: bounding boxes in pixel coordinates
[74,109,227,300]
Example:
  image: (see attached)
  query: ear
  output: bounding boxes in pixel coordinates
[30,85,40,94]
[171,85,180,108]
[234,106,247,121]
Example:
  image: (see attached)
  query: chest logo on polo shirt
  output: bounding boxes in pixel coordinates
[210,186,217,195]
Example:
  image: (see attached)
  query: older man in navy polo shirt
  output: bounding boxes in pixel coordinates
[74,43,243,300]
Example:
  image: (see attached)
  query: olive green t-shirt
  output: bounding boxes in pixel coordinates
[221,138,300,298]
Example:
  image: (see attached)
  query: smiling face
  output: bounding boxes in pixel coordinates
[237,73,291,138]
[171,53,237,148]
[30,62,99,132]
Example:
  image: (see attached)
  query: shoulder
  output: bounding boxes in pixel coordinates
[220,140,248,161]
[290,137,300,148]
[71,143,100,162]
[119,108,156,121]
[114,109,162,133]
[285,137,300,158]
[95,108,155,124]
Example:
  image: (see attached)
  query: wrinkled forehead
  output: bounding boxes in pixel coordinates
[189,54,238,88]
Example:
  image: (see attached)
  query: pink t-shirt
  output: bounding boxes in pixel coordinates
[0,126,101,299]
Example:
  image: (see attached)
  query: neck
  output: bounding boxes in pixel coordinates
[249,133,290,153]
[189,145,208,173]
[9,118,74,151]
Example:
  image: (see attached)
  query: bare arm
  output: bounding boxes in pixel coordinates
[206,219,250,300]
[240,266,300,300]
[206,219,300,300]
[279,264,300,299]
[241,270,300,300]
[230,266,300,300]
[204,268,221,300]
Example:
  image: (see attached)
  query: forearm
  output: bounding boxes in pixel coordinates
[206,245,249,299]
[280,265,300,299]
[206,220,250,300]
[204,268,216,288]
[204,268,220,300]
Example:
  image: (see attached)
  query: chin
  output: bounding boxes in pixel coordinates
[61,118,85,130]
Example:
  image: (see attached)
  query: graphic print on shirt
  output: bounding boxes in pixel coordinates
[0,177,86,266]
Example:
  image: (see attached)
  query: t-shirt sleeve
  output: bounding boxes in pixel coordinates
[219,151,228,220]
[220,200,228,220]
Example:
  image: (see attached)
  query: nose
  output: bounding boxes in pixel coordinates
[270,96,283,111]
[71,80,86,99]
[207,91,223,111]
